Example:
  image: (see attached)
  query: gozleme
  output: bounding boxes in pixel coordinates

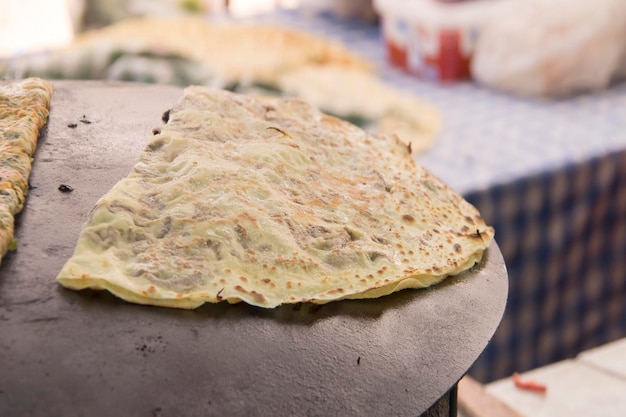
[57,87,493,308]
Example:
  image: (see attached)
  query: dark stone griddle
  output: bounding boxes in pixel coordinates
[0,81,507,417]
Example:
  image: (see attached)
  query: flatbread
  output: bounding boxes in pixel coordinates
[57,87,493,309]
[0,77,53,263]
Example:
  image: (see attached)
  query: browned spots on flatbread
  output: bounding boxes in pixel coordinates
[234,224,249,248]
[234,285,266,304]
[402,214,415,224]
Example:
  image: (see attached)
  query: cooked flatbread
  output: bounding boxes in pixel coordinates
[275,65,443,152]
[57,87,493,309]
[0,78,53,263]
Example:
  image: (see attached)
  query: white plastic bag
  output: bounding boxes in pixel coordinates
[471,0,626,97]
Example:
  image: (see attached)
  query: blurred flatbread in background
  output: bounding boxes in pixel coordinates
[75,0,215,30]
[275,65,442,152]
[5,17,372,88]
[2,16,442,154]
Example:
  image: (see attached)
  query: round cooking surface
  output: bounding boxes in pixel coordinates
[0,81,507,417]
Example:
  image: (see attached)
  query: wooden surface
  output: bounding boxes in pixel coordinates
[483,338,626,417]
[458,376,524,417]
[578,337,626,380]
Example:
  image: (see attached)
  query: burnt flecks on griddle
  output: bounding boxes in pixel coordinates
[58,184,74,193]
[161,109,171,123]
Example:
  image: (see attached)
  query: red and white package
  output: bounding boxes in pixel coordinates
[374,0,505,82]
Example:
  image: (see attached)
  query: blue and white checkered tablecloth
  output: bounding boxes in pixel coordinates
[251,10,626,382]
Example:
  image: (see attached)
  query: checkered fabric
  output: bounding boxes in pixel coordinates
[466,151,626,381]
[256,10,626,382]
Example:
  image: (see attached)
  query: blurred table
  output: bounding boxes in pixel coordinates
[485,338,626,417]
[250,9,626,382]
